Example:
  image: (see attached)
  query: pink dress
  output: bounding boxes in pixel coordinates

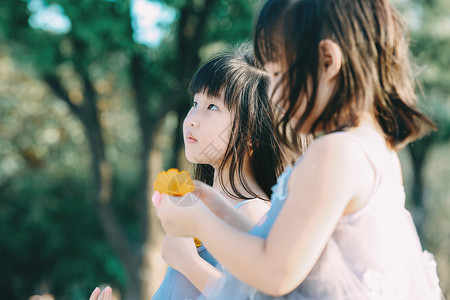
[199,132,443,299]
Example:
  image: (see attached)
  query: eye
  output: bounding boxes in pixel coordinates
[192,101,198,107]
[273,72,280,77]
[207,104,219,110]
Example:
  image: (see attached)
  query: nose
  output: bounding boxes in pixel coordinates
[183,110,199,129]
[189,119,199,128]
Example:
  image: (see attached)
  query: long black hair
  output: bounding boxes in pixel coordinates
[188,45,287,200]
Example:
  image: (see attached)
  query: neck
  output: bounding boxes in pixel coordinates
[346,112,393,149]
[211,159,266,205]
[359,113,383,132]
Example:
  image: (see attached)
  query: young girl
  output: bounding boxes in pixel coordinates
[154,0,443,299]
[151,48,298,299]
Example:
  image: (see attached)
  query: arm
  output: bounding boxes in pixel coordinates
[157,135,374,296]
[185,181,256,232]
[160,236,222,292]
[163,201,270,292]
[176,253,223,292]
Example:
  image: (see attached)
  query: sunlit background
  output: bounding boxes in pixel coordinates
[27,0,176,46]
[0,0,449,299]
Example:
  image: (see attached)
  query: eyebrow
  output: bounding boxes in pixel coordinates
[194,95,223,104]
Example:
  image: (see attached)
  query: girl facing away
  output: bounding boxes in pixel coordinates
[153,0,444,299]
[150,48,303,299]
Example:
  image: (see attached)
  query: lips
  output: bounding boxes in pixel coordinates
[185,131,198,143]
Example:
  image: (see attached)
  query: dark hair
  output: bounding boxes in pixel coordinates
[188,45,286,200]
[254,0,435,150]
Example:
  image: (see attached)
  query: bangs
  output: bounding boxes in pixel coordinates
[188,56,229,108]
[188,53,261,111]
[254,0,286,65]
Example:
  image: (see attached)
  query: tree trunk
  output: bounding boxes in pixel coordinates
[45,72,143,299]
[82,74,144,300]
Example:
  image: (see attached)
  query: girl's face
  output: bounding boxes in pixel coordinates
[265,61,309,124]
[265,61,335,134]
[183,92,233,168]
[265,61,285,111]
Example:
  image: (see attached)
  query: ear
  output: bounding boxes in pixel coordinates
[318,39,342,81]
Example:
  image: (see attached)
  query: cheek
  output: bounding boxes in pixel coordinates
[269,76,291,115]
[207,118,232,157]
[271,90,283,108]
[293,78,330,133]
[184,116,231,164]
[211,120,231,148]
[269,77,281,103]
[216,127,231,149]
[182,119,187,135]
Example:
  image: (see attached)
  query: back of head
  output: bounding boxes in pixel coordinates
[255,0,435,149]
[189,44,289,200]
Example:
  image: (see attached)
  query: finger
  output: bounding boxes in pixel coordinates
[152,191,162,207]
[98,286,112,300]
[167,193,199,207]
[192,180,227,211]
[89,287,100,300]
[155,193,170,216]
[155,193,170,218]
[104,286,112,300]
[193,180,217,203]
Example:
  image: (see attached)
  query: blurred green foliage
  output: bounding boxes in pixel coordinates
[0,0,267,298]
[0,172,125,299]
[0,0,448,299]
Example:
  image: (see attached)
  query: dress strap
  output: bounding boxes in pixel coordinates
[332,132,383,221]
[332,131,382,179]
[235,198,270,209]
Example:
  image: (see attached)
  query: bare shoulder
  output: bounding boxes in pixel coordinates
[236,199,271,225]
[287,132,375,214]
[293,133,367,175]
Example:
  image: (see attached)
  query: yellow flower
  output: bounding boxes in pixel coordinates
[193,237,202,248]
[153,168,195,196]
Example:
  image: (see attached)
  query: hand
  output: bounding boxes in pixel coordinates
[191,180,232,217]
[154,181,253,234]
[153,180,225,209]
[191,180,254,231]
[155,192,210,237]
[161,235,200,272]
[89,287,112,300]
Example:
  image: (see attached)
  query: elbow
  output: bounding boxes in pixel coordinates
[259,282,295,297]
[261,287,286,298]
[257,269,300,297]
[262,282,296,297]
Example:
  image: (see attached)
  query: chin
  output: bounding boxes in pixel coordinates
[185,152,198,164]
[185,151,205,165]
